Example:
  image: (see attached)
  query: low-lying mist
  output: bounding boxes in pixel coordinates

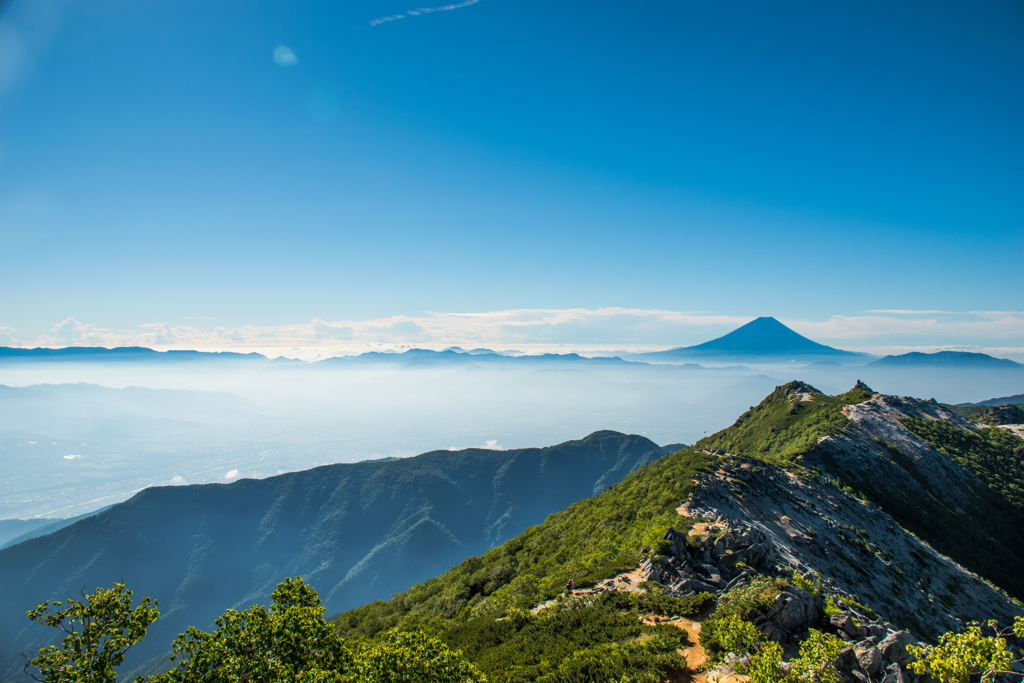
[1,352,1019,520]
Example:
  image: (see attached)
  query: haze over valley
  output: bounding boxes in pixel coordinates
[3,318,1022,520]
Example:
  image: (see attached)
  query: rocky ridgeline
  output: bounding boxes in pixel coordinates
[818,393,991,514]
[642,515,951,682]
[679,450,1024,643]
[640,524,776,597]
[719,602,937,683]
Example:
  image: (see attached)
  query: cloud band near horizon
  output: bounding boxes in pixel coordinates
[1,308,1022,361]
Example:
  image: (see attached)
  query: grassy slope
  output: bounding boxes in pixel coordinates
[442,592,712,683]
[901,419,1024,511]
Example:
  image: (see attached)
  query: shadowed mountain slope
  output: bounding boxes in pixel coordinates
[0,430,665,681]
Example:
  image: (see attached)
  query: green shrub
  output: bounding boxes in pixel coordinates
[699,576,785,661]
[791,571,821,596]
[709,613,761,663]
[787,630,845,683]
[747,641,785,683]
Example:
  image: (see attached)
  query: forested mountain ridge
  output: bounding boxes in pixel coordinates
[334,381,1024,682]
[0,431,666,682]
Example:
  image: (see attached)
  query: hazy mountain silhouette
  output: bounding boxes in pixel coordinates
[869,351,1024,370]
[0,507,113,550]
[0,519,55,548]
[0,431,665,680]
[0,346,276,364]
[639,316,866,361]
[0,346,633,367]
[958,392,1024,407]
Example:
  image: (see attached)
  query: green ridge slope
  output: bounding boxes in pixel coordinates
[692,381,874,466]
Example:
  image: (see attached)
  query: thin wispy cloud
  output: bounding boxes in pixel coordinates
[370,0,480,27]
[866,310,957,315]
[786,311,1024,340]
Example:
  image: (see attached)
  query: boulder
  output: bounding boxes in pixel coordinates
[684,579,718,594]
[752,614,790,643]
[764,586,820,634]
[831,611,862,638]
[832,648,859,679]
[880,630,916,666]
[855,645,884,678]
[867,624,888,640]
[880,663,907,683]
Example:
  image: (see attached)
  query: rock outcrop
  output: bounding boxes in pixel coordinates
[680,451,1023,641]
[981,403,1024,426]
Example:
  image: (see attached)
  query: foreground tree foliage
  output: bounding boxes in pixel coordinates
[151,577,353,683]
[347,631,486,683]
[23,580,483,683]
[21,578,1024,683]
[908,617,1024,683]
[21,583,159,683]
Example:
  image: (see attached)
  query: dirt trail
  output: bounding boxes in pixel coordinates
[641,615,709,682]
[532,493,742,682]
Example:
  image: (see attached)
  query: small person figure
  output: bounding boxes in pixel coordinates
[565,577,575,592]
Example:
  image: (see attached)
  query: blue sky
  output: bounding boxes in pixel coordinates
[1,0,1022,357]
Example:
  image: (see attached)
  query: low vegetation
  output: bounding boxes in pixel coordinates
[699,575,787,661]
[441,593,689,683]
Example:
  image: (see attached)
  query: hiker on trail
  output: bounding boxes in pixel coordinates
[566,578,575,592]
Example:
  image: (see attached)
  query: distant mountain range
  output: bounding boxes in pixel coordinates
[636,316,868,362]
[0,346,629,367]
[959,392,1024,407]
[0,431,667,680]
[869,351,1024,370]
[0,346,273,362]
[2,326,1021,374]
